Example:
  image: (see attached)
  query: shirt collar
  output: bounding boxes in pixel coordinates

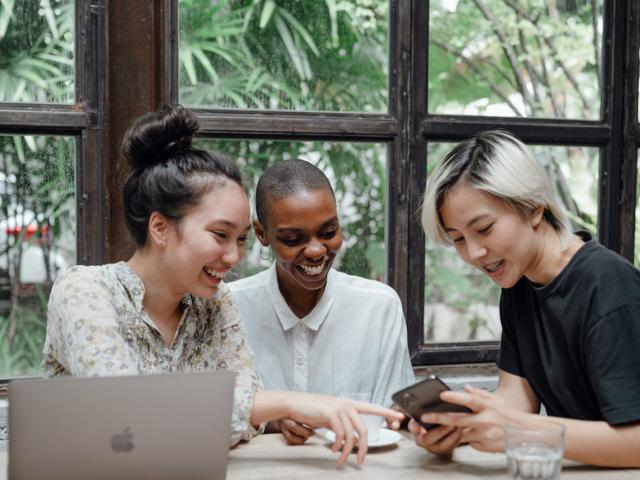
[266,262,335,332]
[113,261,146,313]
[112,261,196,328]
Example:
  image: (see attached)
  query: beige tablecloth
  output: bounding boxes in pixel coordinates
[227,432,640,480]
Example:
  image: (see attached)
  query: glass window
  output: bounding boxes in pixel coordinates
[424,143,598,344]
[0,135,75,377]
[0,0,74,103]
[178,0,388,112]
[428,0,602,119]
[195,139,387,281]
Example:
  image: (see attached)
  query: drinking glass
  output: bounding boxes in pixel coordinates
[503,422,565,480]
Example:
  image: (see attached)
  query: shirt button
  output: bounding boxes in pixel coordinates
[296,357,304,365]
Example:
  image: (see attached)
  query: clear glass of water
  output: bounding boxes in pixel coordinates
[503,422,565,480]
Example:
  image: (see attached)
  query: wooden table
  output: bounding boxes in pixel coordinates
[227,432,640,479]
[0,433,637,478]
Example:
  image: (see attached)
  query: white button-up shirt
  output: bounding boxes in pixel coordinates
[229,264,415,407]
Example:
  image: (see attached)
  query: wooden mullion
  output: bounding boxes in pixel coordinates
[424,115,611,146]
[0,106,85,134]
[75,0,107,265]
[194,111,398,140]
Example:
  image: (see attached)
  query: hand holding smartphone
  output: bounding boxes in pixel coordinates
[391,375,472,430]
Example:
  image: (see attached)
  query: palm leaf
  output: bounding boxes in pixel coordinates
[179,44,199,85]
[0,0,15,39]
[273,14,307,79]
[192,47,219,82]
[39,0,59,39]
[259,0,276,28]
[277,7,320,56]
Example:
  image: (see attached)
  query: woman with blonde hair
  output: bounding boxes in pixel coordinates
[413,130,640,467]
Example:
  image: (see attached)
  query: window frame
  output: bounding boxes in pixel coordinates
[163,0,640,365]
[165,0,640,365]
[2,0,638,376]
[0,0,107,384]
[0,0,108,266]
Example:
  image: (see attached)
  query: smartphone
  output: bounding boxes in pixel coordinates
[391,375,471,430]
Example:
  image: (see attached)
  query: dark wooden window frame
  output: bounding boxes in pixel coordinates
[162,0,640,366]
[1,0,638,372]
[0,0,108,266]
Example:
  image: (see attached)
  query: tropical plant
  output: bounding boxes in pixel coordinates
[179,0,388,111]
[179,0,606,343]
[180,0,389,281]
[0,0,614,373]
[0,0,75,376]
[0,0,74,103]
[424,0,602,341]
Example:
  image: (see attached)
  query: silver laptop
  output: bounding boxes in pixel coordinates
[9,371,235,480]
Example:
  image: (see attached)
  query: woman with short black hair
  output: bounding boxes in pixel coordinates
[230,159,414,445]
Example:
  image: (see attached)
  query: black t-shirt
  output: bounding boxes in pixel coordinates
[498,232,640,425]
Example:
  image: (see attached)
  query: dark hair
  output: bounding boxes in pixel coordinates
[255,159,335,227]
[121,105,245,247]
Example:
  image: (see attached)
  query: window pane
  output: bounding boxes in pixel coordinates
[179,0,388,112]
[195,139,387,280]
[0,135,75,377]
[0,0,74,103]
[428,0,602,119]
[424,143,598,343]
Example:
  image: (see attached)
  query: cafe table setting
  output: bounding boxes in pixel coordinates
[226,431,639,480]
[0,428,637,478]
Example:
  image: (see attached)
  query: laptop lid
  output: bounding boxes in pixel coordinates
[9,371,235,480]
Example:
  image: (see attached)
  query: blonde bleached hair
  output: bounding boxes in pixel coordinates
[421,130,572,248]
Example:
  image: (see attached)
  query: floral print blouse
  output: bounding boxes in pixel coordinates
[43,261,263,446]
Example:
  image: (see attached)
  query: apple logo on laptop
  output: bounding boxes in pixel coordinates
[110,426,135,453]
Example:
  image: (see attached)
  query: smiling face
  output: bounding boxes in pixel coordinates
[162,181,251,298]
[440,184,543,288]
[257,188,343,295]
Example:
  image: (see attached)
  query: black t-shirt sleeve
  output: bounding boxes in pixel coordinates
[496,292,525,377]
[585,302,640,425]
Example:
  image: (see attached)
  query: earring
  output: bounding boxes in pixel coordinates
[259,246,272,261]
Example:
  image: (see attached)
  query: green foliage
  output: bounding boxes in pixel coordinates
[198,138,386,280]
[183,0,607,344]
[0,0,74,376]
[0,288,48,377]
[0,0,73,103]
[182,0,389,280]
[0,0,615,373]
[428,0,601,119]
[178,0,388,111]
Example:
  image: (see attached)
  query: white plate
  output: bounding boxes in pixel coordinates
[320,428,401,448]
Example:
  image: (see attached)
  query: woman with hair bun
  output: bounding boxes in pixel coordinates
[413,130,640,467]
[43,105,402,464]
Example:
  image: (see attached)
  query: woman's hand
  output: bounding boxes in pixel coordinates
[407,419,464,455]
[279,418,315,445]
[386,404,404,431]
[418,385,530,453]
[283,392,405,465]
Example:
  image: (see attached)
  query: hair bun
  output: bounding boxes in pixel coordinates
[121,104,199,171]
